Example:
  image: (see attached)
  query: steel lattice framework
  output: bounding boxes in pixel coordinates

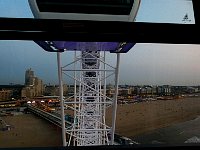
[61,43,118,146]
[27,0,140,146]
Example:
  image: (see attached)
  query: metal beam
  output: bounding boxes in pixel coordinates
[57,52,67,146]
[0,18,200,44]
[192,0,200,25]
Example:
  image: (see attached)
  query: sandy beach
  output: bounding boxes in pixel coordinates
[106,97,200,138]
[0,113,62,148]
[1,97,200,147]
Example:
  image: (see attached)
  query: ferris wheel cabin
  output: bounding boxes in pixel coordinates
[29,0,141,22]
[29,0,140,53]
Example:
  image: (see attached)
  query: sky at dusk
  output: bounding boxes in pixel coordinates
[0,0,199,86]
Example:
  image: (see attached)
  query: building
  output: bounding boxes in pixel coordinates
[0,90,12,101]
[0,85,25,100]
[44,84,68,96]
[22,68,44,98]
[25,68,34,86]
[21,86,35,98]
[186,86,199,93]
[34,77,44,96]
[106,85,134,98]
[156,85,172,96]
[0,69,44,99]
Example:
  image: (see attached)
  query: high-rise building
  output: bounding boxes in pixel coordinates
[34,77,44,96]
[23,68,44,98]
[25,68,34,86]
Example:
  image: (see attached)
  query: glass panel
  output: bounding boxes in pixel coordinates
[1,41,200,147]
[0,0,33,18]
[0,0,195,24]
[0,0,200,148]
[36,0,134,15]
[136,0,195,24]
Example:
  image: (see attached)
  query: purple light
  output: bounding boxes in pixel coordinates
[35,41,135,53]
[52,41,119,51]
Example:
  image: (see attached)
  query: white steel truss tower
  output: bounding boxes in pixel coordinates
[57,43,120,146]
[28,0,140,146]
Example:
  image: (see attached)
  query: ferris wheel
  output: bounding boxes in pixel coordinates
[29,0,141,146]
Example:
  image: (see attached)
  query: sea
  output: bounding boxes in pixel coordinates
[131,116,200,145]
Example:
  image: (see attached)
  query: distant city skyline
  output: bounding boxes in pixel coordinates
[0,0,199,86]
